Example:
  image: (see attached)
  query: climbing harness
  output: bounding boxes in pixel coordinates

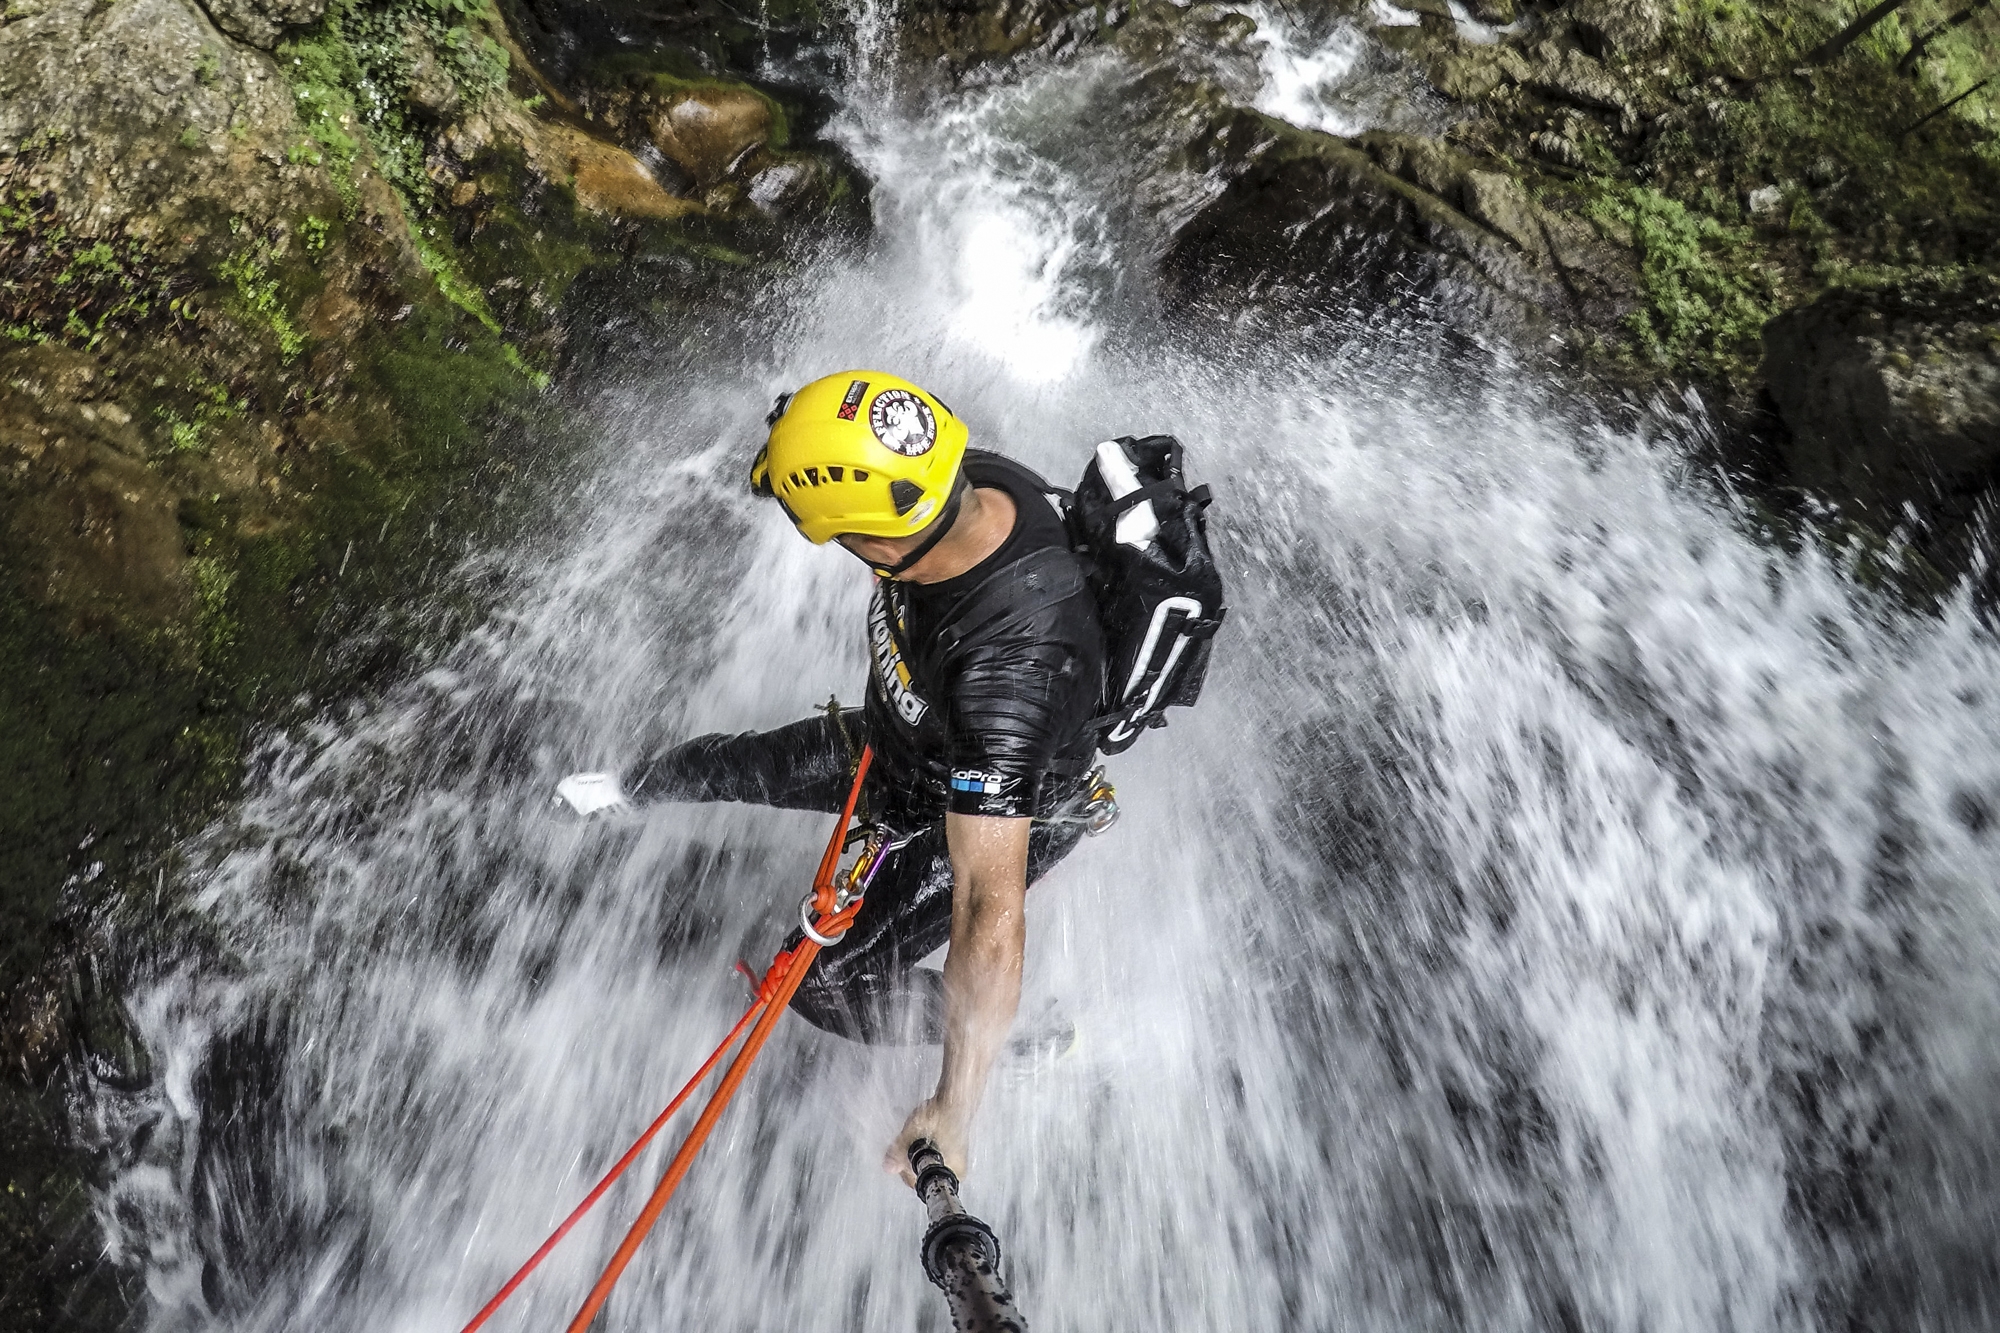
[459,747,879,1333]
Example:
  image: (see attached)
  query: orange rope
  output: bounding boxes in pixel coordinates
[455,747,874,1333]
[455,999,766,1333]
[561,746,872,1331]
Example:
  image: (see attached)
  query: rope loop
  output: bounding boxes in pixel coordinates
[800,897,847,946]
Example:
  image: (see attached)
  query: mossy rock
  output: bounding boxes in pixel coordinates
[548,54,866,230]
[1159,106,1638,364]
[1764,271,2000,529]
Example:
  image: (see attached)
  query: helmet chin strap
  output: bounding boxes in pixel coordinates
[866,478,966,579]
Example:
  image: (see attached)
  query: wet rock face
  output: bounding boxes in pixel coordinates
[195,0,328,49]
[1161,114,1637,356]
[1566,0,1668,61]
[0,0,358,629]
[0,0,306,232]
[1763,277,2000,520]
[645,84,773,187]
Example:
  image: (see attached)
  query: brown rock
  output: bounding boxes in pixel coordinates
[1434,49,1508,103]
[645,85,773,188]
[1462,169,1545,257]
[1530,43,1627,112]
[529,121,700,219]
[0,0,317,237]
[405,38,462,121]
[1364,131,1470,202]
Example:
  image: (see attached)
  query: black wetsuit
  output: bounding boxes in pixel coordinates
[628,450,1106,1044]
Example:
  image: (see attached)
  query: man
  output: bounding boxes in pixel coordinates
[561,371,1105,1183]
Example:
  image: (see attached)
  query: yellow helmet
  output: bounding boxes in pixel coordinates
[750,371,970,545]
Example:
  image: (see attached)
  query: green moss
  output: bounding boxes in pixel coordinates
[500,340,550,389]
[279,0,508,216]
[454,148,600,291]
[1510,0,2000,386]
[281,37,365,205]
[151,372,243,457]
[364,298,527,452]
[272,0,583,382]
[1583,183,1778,378]
[218,242,307,360]
[1,182,197,350]
[411,225,499,331]
[186,554,237,660]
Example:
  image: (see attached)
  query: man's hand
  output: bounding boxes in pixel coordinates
[884,1096,967,1187]
[881,813,1031,1187]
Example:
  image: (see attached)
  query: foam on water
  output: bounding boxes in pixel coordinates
[89,32,2000,1333]
[1242,6,1374,137]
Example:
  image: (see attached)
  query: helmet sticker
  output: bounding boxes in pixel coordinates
[837,379,868,421]
[869,388,937,456]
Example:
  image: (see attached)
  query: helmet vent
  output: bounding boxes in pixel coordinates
[889,479,924,515]
[828,466,844,481]
[853,469,869,482]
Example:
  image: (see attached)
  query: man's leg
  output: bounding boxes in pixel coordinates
[625,710,863,813]
[788,820,1087,1045]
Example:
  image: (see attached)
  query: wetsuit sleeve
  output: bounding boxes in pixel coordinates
[941,607,1096,818]
[622,710,863,813]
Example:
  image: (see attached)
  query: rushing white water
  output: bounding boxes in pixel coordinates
[1242,6,1375,138]
[90,26,2000,1333]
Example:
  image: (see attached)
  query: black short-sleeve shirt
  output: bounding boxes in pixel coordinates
[864,450,1105,820]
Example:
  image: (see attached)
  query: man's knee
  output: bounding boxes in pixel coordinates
[788,956,942,1046]
[788,965,872,1042]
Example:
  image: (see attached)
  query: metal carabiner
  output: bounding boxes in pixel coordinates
[1080,769,1120,836]
[801,824,914,946]
[800,894,846,946]
[1045,766,1120,836]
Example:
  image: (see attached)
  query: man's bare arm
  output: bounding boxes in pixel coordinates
[884,812,1031,1183]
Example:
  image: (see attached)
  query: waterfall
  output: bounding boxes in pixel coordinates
[92,22,2000,1333]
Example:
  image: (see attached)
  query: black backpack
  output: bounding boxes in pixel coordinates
[1065,435,1227,754]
